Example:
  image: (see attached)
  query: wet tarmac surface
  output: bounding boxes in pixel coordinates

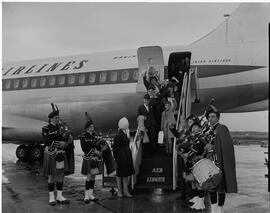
[2,143,269,213]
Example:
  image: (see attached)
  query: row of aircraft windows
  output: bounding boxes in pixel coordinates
[3,70,138,90]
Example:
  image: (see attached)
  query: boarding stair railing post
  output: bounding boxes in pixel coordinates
[172,72,189,190]
[130,126,143,190]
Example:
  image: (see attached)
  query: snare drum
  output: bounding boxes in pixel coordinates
[192,158,222,190]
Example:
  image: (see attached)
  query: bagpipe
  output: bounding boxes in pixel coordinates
[83,133,116,175]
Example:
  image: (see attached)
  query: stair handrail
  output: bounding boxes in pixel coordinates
[172,72,189,190]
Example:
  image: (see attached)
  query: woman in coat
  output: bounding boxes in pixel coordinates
[113,117,135,198]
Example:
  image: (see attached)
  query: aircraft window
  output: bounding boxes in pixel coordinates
[22,78,28,88]
[122,71,129,81]
[5,80,11,89]
[89,73,96,83]
[58,76,65,86]
[100,72,107,83]
[49,76,56,86]
[13,79,20,89]
[40,77,46,87]
[69,75,76,85]
[110,71,117,82]
[31,78,38,88]
[79,74,85,84]
[133,70,138,80]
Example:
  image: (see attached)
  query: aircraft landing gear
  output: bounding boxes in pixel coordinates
[16,145,29,161]
[16,145,44,162]
[29,145,44,161]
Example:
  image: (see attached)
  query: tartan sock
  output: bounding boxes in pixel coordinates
[89,180,95,189]
[56,182,63,191]
[48,183,55,192]
[198,190,204,198]
[85,181,90,190]
[210,191,217,204]
[192,188,198,197]
[218,193,226,206]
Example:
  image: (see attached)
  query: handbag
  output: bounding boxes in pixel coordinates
[158,131,164,144]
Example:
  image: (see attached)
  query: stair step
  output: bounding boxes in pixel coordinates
[135,183,173,189]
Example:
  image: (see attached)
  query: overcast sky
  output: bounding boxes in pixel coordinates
[2,2,268,132]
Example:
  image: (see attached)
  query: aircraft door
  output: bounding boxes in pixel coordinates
[136,46,164,92]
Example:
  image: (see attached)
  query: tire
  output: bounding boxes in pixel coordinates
[16,145,29,161]
[29,145,44,161]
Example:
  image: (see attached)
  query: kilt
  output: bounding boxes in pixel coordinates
[81,156,103,175]
[43,147,69,176]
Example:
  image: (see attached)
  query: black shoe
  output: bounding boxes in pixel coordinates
[57,199,70,204]
[84,199,90,204]
[49,201,56,206]
[90,197,98,202]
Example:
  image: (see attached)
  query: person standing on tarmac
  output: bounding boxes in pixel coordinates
[170,114,200,201]
[79,112,106,203]
[206,105,237,213]
[42,103,70,206]
[113,117,135,198]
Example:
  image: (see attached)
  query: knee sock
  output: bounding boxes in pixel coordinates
[198,190,204,198]
[218,193,226,206]
[48,183,55,192]
[85,181,90,190]
[210,191,217,204]
[56,182,63,191]
[192,188,198,197]
[89,180,95,189]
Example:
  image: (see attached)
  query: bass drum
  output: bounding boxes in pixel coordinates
[192,158,222,190]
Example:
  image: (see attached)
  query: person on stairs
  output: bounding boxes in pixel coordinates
[79,112,106,203]
[113,117,135,198]
[161,100,176,154]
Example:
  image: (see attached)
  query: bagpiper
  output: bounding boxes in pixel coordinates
[42,103,70,206]
[79,112,106,203]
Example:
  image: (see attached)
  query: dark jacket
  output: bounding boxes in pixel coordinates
[138,104,157,129]
[79,132,100,157]
[112,130,135,177]
[214,124,238,193]
[42,123,64,148]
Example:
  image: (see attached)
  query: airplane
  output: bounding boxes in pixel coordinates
[2,3,269,162]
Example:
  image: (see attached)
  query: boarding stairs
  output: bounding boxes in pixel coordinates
[131,69,197,190]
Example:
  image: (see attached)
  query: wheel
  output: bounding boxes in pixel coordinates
[29,145,44,161]
[16,145,29,161]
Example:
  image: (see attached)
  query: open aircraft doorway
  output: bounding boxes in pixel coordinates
[168,52,191,82]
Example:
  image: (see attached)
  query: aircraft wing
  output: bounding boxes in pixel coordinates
[2,114,47,144]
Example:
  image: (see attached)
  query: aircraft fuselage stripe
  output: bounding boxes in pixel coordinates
[2,65,265,91]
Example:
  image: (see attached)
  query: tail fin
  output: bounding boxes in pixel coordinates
[191,3,270,46]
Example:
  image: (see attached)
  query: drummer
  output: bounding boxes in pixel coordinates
[169,114,199,201]
[186,121,207,211]
[205,105,237,213]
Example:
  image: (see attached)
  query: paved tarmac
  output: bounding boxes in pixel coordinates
[2,144,269,213]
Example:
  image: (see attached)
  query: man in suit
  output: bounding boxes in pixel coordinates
[137,94,158,157]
